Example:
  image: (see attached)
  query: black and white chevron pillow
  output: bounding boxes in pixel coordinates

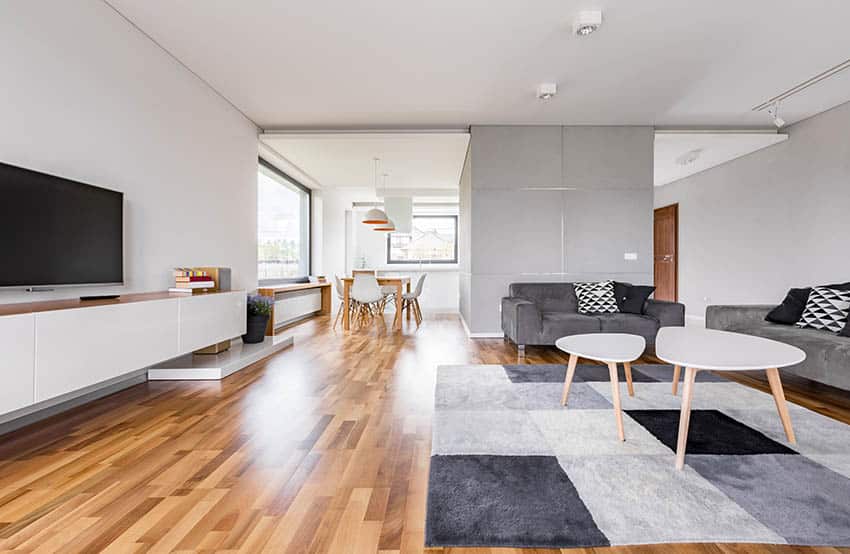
[574,280,619,314]
[796,286,850,333]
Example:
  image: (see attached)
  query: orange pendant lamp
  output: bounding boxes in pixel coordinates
[362,157,390,225]
[373,218,395,232]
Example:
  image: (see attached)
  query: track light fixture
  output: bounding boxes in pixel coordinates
[767,101,785,129]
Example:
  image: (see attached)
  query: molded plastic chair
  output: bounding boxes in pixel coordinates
[350,273,385,328]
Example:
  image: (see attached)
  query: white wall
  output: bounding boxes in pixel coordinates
[654,100,850,324]
[0,1,258,304]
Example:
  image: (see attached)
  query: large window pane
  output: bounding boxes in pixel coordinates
[387,215,458,264]
[258,162,310,281]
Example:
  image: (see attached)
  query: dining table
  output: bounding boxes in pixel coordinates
[341,274,411,331]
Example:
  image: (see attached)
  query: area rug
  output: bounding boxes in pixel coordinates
[426,363,850,548]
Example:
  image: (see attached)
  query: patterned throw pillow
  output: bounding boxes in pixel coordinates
[574,280,619,314]
[796,286,850,333]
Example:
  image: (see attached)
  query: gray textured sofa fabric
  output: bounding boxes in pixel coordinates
[706,305,850,391]
[501,282,685,349]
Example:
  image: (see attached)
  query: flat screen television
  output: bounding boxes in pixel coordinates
[0,161,124,289]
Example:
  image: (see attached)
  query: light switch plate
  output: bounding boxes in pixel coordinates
[624,252,638,261]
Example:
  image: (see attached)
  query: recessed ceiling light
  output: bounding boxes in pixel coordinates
[536,83,557,100]
[573,10,602,36]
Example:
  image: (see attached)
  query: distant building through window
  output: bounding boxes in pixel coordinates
[257,159,311,283]
[387,215,458,264]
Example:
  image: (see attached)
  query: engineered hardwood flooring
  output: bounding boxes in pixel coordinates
[0,313,848,553]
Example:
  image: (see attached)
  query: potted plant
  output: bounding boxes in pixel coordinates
[242,294,273,344]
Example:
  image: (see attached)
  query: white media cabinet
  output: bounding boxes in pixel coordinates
[0,290,246,425]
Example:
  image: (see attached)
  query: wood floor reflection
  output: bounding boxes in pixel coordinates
[0,313,848,553]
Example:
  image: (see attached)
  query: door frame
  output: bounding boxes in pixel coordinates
[654,203,679,302]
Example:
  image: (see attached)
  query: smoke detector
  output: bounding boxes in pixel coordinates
[573,10,603,36]
[536,83,557,100]
[676,148,703,166]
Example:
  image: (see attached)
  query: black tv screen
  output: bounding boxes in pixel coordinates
[0,161,123,288]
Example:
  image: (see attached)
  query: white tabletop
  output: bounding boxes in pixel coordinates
[555,333,646,363]
[655,327,806,371]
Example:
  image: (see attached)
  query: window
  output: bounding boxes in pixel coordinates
[387,215,458,264]
[257,159,311,283]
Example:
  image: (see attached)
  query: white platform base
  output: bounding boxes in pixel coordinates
[147,335,294,381]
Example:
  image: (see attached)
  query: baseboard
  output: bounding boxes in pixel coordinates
[685,314,706,327]
[0,369,148,435]
[459,313,505,339]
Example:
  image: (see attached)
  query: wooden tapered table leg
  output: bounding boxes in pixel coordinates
[672,365,681,395]
[608,362,625,441]
[675,367,698,470]
[624,361,635,397]
[766,367,796,444]
[343,280,351,331]
[561,354,579,406]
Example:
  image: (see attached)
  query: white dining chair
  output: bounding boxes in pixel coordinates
[350,273,386,328]
[402,273,427,326]
[332,275,351,329]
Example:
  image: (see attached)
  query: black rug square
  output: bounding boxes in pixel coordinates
[425,454,609,548]
[571,365,659,383]
[503,363,661,383]
[627,410,798,455]
[502,364,566,382]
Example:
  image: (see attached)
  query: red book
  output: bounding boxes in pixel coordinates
[175,276,212,282]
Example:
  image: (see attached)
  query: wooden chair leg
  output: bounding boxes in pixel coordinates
[672,365,681,395]
[608,362,625,441]
[675,367,698,470]
[333,301,344,329]
[624,361,635,397]
[414,299,422,325]
[766,367,796,444]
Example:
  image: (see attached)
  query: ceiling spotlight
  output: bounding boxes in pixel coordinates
[573,10,602,36]
[767,101,786,128]
[536,83,557,100]
[676,148,703,166]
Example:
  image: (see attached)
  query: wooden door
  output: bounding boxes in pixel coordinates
[654,204,678,302]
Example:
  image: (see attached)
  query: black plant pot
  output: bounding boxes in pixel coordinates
[242,314,269,344]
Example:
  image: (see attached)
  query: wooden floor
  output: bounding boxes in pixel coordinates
[1,313,849,553]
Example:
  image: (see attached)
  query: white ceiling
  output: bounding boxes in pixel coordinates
[654,132,788,187]
[260,132,470,192]
[110,0,850,129]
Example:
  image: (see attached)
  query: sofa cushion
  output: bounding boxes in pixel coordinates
[766,288,811,324]
[595,313,660,342]
[574,280,619,314]
[540,312,600,343]
[509,283,578,313]
[796,286,850,334]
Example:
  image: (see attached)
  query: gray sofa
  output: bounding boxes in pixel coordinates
[706,305,850,391]
[501,282,685,352]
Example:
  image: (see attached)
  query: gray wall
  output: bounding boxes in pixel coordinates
[458,144,473,326]
[461,126,655,334]
[655,100,850,324]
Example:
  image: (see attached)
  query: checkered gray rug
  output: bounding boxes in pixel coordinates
[426,363,850,548]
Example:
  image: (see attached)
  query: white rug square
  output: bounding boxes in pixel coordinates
[530,409,670,456]
[557,454,785,545]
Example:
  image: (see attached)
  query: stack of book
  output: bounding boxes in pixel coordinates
[169,269,216,294]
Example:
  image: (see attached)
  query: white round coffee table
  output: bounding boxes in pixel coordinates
[655,327,806,469]
[555,333,646,441]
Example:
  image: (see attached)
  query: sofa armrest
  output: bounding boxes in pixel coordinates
[644,299,685,327]
[705,305,775,331]
[501,297,541,344]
